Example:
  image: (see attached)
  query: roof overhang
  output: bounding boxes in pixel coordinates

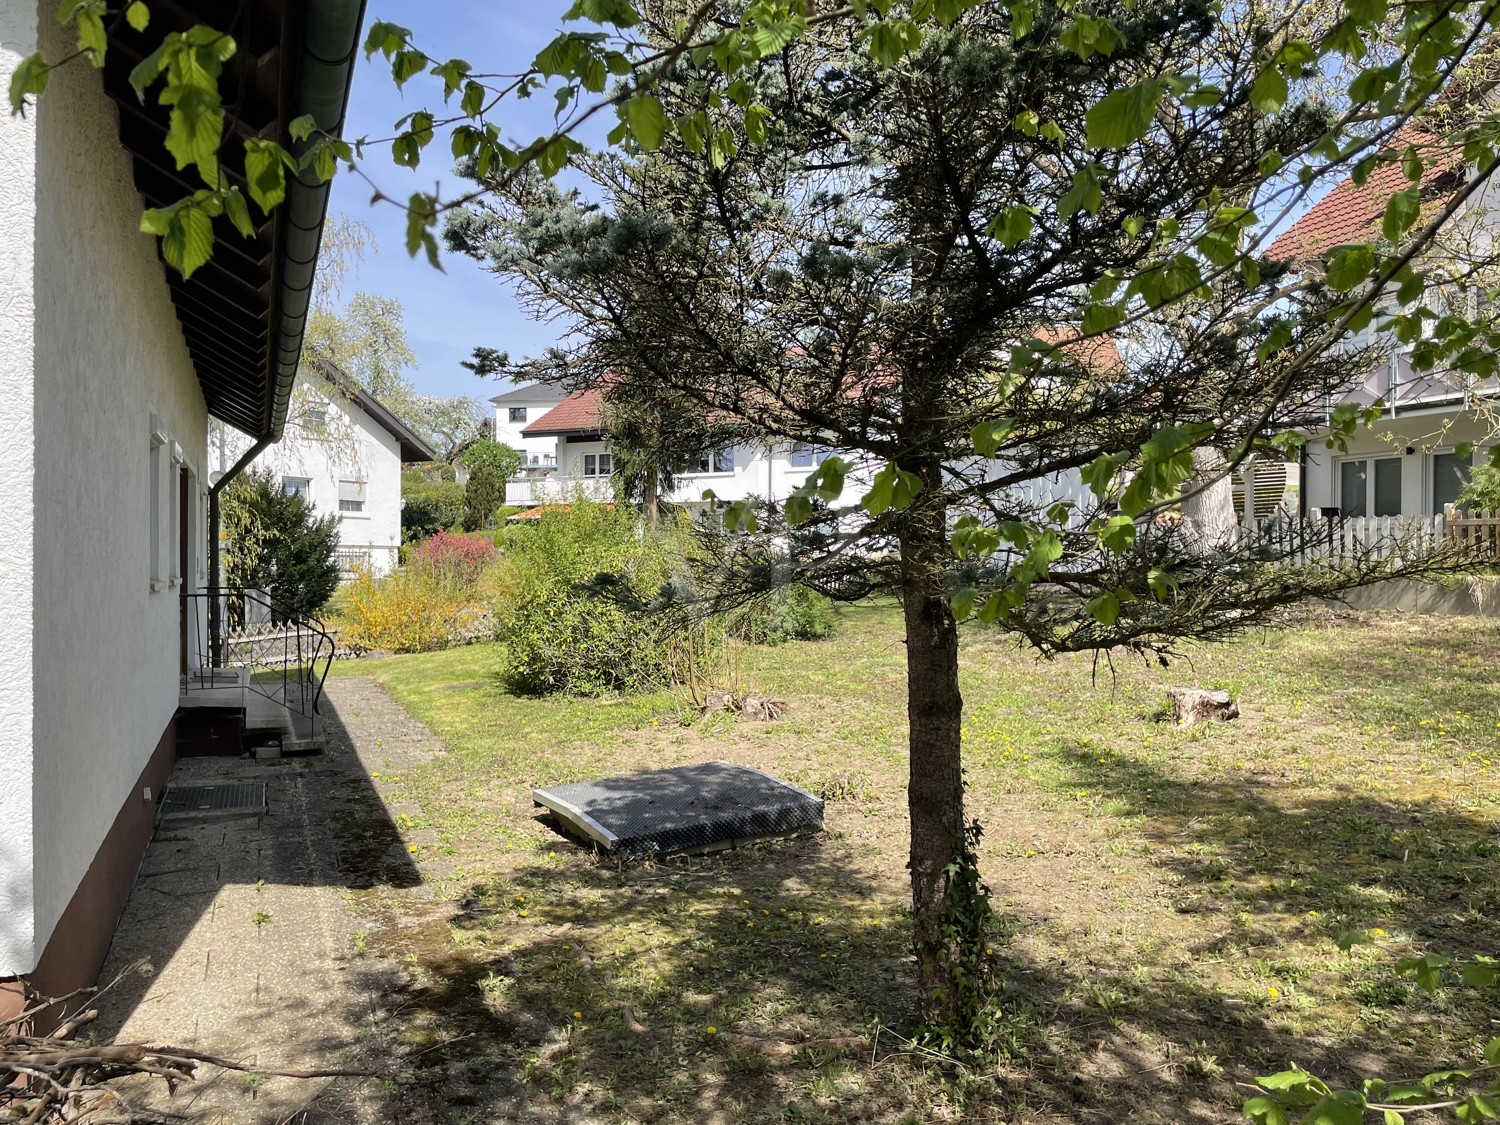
[313,356,438,462]
[101,0,367,442]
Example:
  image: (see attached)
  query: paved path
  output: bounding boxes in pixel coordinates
[95,676,447,1123]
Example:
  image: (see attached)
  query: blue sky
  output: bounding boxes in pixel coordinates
[325,3,582,403]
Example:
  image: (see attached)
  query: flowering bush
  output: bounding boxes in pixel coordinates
[409,529,496,589]
[338,566,491,653]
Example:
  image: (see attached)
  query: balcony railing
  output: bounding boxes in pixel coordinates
[505,474,614,506]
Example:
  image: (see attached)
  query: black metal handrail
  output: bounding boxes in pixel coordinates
[180,588,336,726]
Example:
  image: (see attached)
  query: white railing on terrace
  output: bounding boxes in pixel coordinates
[505,474,614,507]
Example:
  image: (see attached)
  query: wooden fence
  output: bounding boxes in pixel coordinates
[1444,506,1500,556]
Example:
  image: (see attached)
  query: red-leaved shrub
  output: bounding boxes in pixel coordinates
[409,530,496,588]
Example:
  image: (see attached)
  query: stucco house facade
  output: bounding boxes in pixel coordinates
[503,386,875,513]
[1268,133,1496,523]
[219,357,436,576]
[0,0,362,1021]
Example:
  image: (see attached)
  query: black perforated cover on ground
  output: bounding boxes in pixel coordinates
[532,761,823,855]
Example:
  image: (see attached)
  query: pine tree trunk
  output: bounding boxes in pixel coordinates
[644,468,659,532]
[899,485,967,1026]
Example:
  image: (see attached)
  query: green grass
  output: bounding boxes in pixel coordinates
[334,604,1500,1124]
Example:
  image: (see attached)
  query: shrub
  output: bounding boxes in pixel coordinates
[729,585,837,645]
[402,471,464,541]
[221,468,340,620]
[338,567,491,653]
[502,591,673,695]
[1459,463,1500,512]
[493,496,692,694]
[409,529,496,588]
[461,440,523,531]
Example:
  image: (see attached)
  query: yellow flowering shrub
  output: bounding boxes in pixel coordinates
[337,567,488,653]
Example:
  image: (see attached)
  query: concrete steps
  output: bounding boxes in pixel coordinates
[180,668,323,757]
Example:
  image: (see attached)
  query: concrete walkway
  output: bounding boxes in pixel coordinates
[95,676,447,1123]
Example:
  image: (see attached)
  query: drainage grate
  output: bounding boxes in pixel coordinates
[159,782,267,818]
[533,761,823,856]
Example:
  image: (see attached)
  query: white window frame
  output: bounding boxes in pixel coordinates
[1336,454,1403,518]
[338,478,368,516]
[283,476,311,501]
[582,452,613,478]
[691,447,734,475]
[789,443,829,470]
[168,442,185,585]
[509,407,528,423]
[149,415,167,591]
[1430,447,1473,515]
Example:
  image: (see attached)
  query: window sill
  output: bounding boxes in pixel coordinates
[682,470,735,478]
[149,579,168,593]
[341,513,370,520]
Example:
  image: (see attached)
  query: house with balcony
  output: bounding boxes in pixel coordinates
[218,356,436,576]
[1268,132,1496,525]
[502,385,873,512]
[0,0,362,1024]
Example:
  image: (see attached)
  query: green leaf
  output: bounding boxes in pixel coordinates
[222,187,254,238]
[405,192,443,269]
[1251,66,1288,114]
[362,20,410,60]
[951,587,979,621]
[1086,592,1121,626]
[1347,0,1388,23]
[1462,962,1498,987]
[624,94,668,152]
[143,196,215,278]
[1099,514,1136,552]
[126,0,149,31]
[785,492,813,526]
[288,113,317,142]
[1325,243,1376,292]
[971,418,1015,458]
[1084,79,1165,149]
[7,51,49,115]
[461,80,486,118]
[161,82,224,183]
[1485,1037,1500,1066]
[1336,931,1374,951]
[1147,567,1177,600]
[244,140,288,213]
[1382,1111,1404,1125]
[1305,1093,1366,1125]
[986,204,1033,248]
[1457,1094,1500,1123]
[1243,1095,1291,1125]
[1382,186,1421,243]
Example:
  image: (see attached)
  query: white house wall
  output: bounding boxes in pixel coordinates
[19,8,209,975]
[1301,410,1488,517]
[0,7,40,977]
[228,376,405,575]
[495,395,566,465]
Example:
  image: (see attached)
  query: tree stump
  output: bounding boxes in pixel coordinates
[1166,688,1239,727]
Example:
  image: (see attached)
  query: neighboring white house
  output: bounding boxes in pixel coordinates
[503,386,877,513]
[216,357,436,577]
[493,381,569,468]
[0,0,361,1023]
[1268,134,1495,522]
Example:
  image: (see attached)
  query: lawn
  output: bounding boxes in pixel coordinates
[331,603,1500,1124]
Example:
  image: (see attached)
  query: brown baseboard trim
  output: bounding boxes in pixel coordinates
[0,718,176,1032]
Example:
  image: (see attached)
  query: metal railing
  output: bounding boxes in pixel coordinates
[181,588,336,727]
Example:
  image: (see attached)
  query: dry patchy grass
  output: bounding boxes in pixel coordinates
[336,603,1500,1124]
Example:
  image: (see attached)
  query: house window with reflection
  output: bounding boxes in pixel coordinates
[789,443,829,469]
[583,452,613,477]
[1337,456,1401,517]
[282,477,310,501]
[693,448,734,474]
[509,407,527,423]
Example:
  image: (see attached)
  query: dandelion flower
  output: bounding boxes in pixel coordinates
[1267,986,1280,998]
[573,1010,582,1019]
[408,845,418,853]
[519,909,529,917]
[707,1026,718,1035]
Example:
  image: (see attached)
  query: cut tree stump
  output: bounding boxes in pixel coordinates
[1166,688,1239,727]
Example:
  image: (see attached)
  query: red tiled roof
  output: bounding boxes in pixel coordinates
[1265,127,1464,262]
[1032,327,1125,373]
[521,388,605,436]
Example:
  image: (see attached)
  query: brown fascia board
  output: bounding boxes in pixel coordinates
[313,356,439,462]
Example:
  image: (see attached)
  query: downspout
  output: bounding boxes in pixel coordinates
[207,438,270,666]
